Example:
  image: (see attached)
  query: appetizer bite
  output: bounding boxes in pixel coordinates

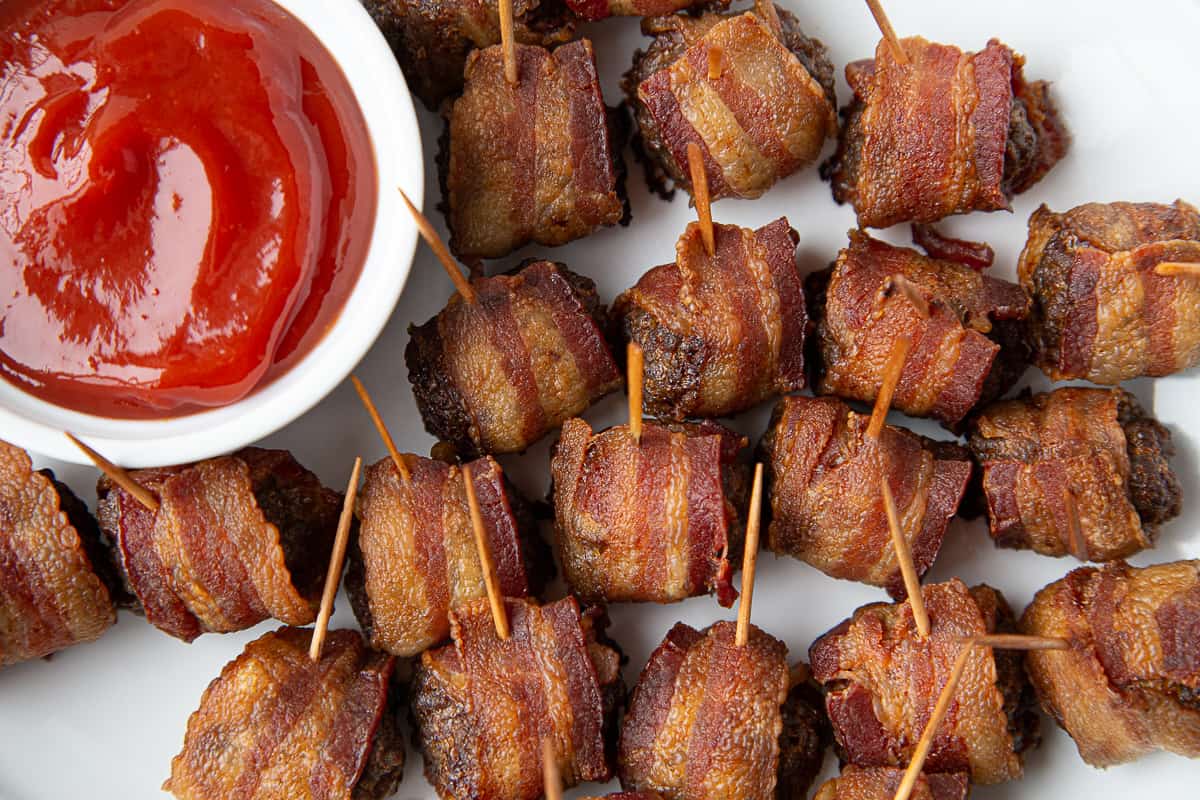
[1020,560,1200,767]
[0,440,118,667]
[968,387,1180,562]
[814,767,969,800]
[1019,200,1200,383]
[624,3,837,201]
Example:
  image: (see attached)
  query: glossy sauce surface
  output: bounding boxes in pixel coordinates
[0,0,376,417]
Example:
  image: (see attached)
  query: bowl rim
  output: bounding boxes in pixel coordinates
[0,0,423,467]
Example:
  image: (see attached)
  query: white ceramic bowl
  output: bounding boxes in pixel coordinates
[0,0,423,467]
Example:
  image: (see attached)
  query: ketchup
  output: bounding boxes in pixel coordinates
[0,0,376,417]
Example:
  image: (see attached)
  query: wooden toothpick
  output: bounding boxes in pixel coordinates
[628,341,644,443]
[971,633,1070,651]
[463,462,509,639]
[498,0,518,85]
[707,46,724,80]
[735,463,765,647]
[685,142,715,256]
[865,0,909,65]
[866,336,912,440]
[892,641,972,800]
[542,739,562,800]
[1063,485,1089,562]
[881,477,930,637]
[399,188,477,304]
[886,274,931,320]
[349,375,412,482]
[65,432,158,512]
[310,457,363,662]
[1154,262,1200,278]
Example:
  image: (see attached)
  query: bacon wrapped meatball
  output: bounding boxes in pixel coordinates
[618,621,830,800]
[810,580,1040,785]
[760,396,971,598]
[362,0,574,109]
[411,596,624,799]
[624,5,836,201]
[814,767,969,800]
[1018,200,1200,383]
[406,260,622,457]
[345,453,549,657]
[165,627,403,800]
[442,40,627,262]
[0,440,119,667]
[614,218,807,419]
[1020,560,1200,767]
[96,448,340,642]
[968,387,1180,561]
[823,37,1068,229]
[551,417,749,606]
[809,231,1031,428]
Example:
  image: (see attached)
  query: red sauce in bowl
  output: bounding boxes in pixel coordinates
[0,0,377,418]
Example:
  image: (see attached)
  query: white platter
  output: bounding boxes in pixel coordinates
[3,0,1199,797]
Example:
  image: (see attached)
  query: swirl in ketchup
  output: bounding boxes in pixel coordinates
[0,0,376,418]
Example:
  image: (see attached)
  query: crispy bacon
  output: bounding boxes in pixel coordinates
[551,417,748,606]
[813,767,969,800]
[618,621,827,800]
[0,440,116,667]
[968,388,1180,561]
[1021,560,1200,767]
[760,396,971,598]
[615,218,806,419]
[362,0,574,109]
[810,231,1031,428]
[911,224,995,271]
[442,40,626,262]
[165,627,402,800]
[407,260,622,458]
[412,596,623,799]
[96,448,340,642]
[625,6,836,201]
[345,454,548,657]
[566,0,726,21]
[810,580,1039,785]
[823,37,1068,229]
[1018,200,1200,383]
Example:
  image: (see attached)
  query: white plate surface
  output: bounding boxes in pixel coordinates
[3,0,1199,797]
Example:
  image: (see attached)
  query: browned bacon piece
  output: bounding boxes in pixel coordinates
[566,0,726,21]
[810,580,1040,785]
[406,260,622,457]
[1018,200,1200,384]
[551,417,749,606]
[0,440,117,667]
[814,767,969,800]
[624,6,836,201]
[968,388,1180,562]
[809,231,1031,428]
[581,794,665,800]
[614,218,806,419]
[165,626,403,800]
[442,40,627,262]
[345,453,550,657]
[1020,560,1200,767]
[618,621,830,800]
[362,0,574,109]
[823,37,1068,229]
[411,596,624,800]
[760,396,971,598]
[96,448,340,642]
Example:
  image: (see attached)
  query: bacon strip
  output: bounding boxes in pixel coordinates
[761,396,971,598]
[633,11,836,200]
[969,388,1179,561]
[810,580,1036,785]
[1021,560,1200,768]
[552,418,747,606]
[407,261,622,458]
[0,440,115,667]
[615,217,805,419]
[96,449,339,642]
[444,40,624,261]
[348,454,543,657]
[1018,200,1200,384]
[813,767,969,800]
[813,231,1030,427]
[166,627,399,800]
[411,596,621,799]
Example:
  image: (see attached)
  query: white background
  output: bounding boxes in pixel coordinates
[3,0,1200,797]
